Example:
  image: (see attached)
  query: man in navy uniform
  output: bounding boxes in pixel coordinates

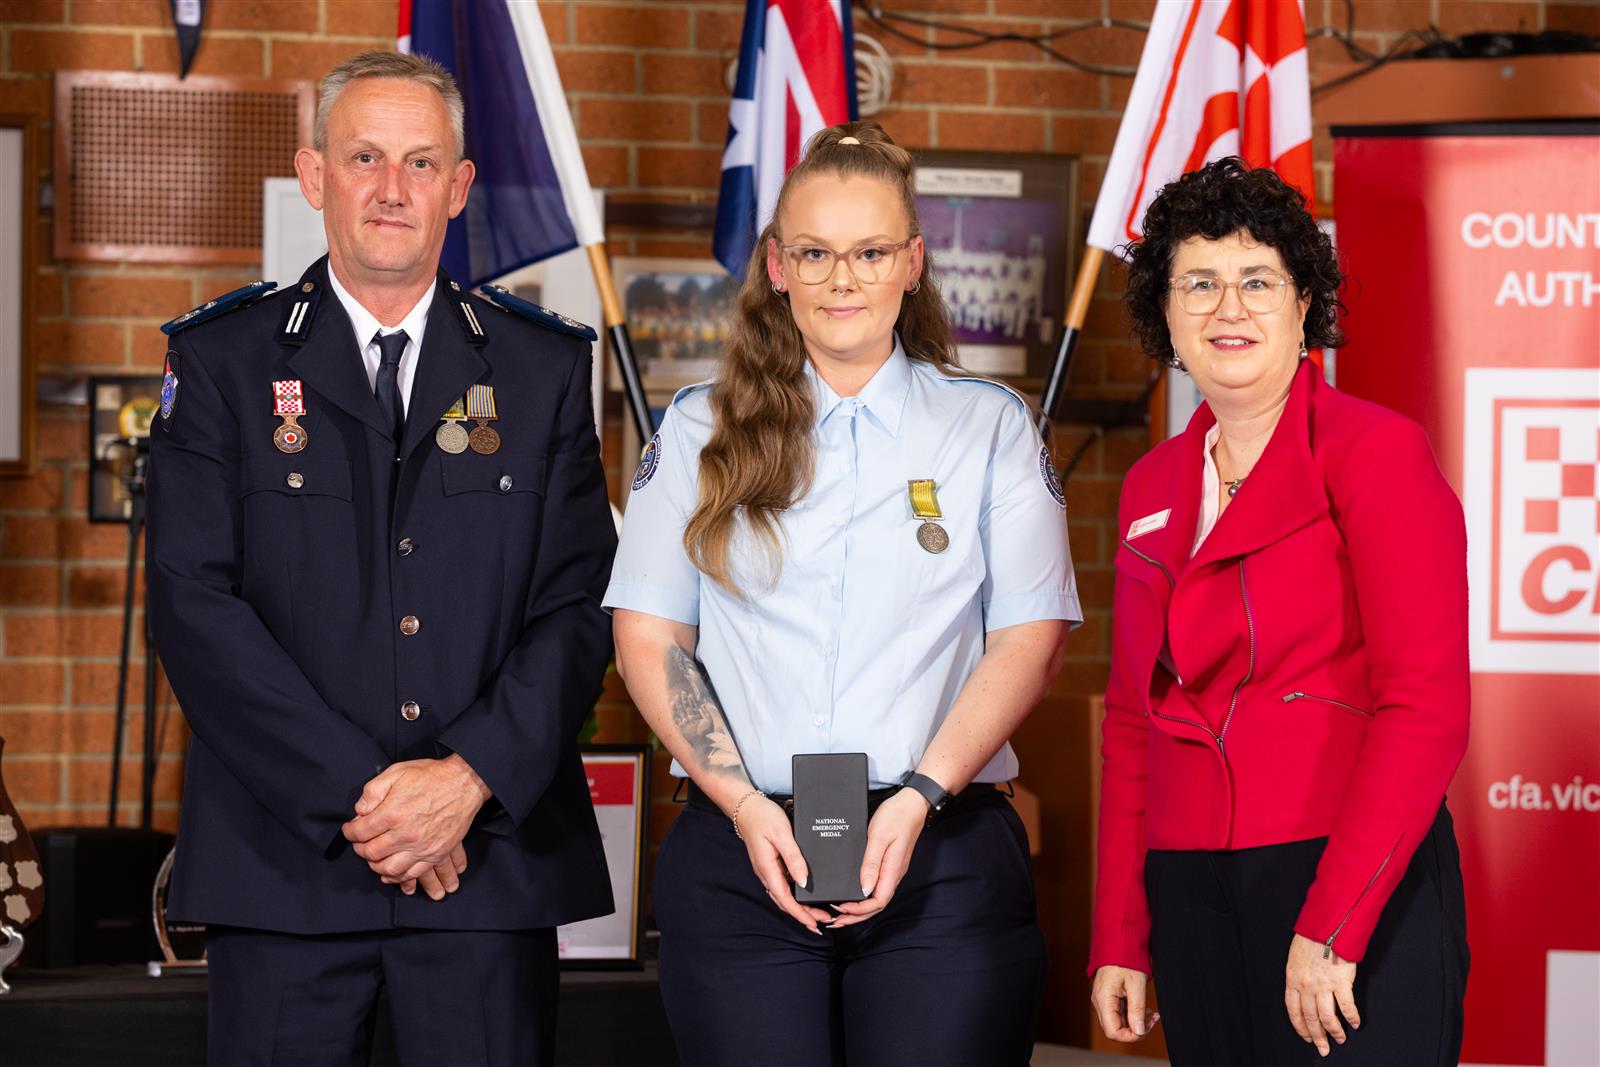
[147,51,615,1065]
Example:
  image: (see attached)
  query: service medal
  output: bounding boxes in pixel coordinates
[466,383,500,455]
[907,479,948,554]
[272,379,309,454]
[436,395,469,454]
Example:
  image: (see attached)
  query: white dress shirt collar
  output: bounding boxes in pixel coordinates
[326,265,436,414]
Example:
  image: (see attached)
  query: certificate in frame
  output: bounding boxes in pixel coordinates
[558,744,652,969]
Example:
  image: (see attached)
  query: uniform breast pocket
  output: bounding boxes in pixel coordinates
[439,449,549,499]
[894,519,985,617]
[241,454,354,503]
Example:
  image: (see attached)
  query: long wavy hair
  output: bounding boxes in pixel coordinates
[684,121,960,594]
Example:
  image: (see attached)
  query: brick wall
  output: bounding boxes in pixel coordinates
[1,0,1594,997]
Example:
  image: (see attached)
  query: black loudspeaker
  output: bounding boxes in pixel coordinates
[19,827,174,968]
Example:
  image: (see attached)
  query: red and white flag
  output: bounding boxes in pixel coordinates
[1088,0,1314,255]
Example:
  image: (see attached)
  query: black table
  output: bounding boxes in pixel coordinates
[0,963,678,1066]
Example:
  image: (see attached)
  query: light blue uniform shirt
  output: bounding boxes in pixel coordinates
[603,342,1082,793]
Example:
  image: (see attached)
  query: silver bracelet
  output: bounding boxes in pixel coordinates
[730,789,765,841]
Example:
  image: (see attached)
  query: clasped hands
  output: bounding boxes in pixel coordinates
[340,753,492,901]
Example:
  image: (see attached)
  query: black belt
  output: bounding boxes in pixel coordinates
[684,779,998,825]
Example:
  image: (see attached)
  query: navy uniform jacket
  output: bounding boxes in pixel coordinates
[147,257,616,934]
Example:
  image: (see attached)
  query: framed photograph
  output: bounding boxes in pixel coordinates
[557,744,652,968]
[87,375,164,524]
[913,151,1080,385]
[0,112,37,476]
[610,257,737,392]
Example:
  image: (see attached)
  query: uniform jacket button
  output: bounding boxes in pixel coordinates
[397,537,414,556]
[498,474,513,492]
[400,701,421,721]
[400,615,420,635]
[286,472,304,489]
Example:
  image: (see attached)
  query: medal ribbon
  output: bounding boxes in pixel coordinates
[441,396,467,421]
[272,379,305,416]
[907,479,943,520]
[466,384,496,421]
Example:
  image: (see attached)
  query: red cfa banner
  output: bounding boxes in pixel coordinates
[1334,132,1600,1067]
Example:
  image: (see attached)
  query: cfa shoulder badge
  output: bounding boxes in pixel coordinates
[1040,447,1066,509]
[159,351,181,429]
[633,433,662,491]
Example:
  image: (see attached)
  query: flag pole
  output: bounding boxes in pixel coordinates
[1037,244,1106,439]
[585,244,654,447]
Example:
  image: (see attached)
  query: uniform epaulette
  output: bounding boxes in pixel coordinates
[161,280,277,336]
[670,380,715,406]
[940,370,1032,412]
[477,284,599,342]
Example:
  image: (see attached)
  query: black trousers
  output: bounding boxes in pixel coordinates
[204,925,558,1067]
[1145,804,1469,1067]
[653,788,1047,1067]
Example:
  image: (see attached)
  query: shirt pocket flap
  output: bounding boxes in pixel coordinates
[440,450,548,497]
[242,455,353,501]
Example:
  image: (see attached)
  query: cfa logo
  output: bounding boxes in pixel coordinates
[1464,368,1600,675]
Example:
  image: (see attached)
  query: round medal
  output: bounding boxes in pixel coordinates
[468,424,501,455]
[273,421,307,454]
[435,421,470,454]
[916,521,949,554]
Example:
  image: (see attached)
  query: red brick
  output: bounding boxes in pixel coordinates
[691,7,744,52]
[35,322,126,370]
[929,18,1048,63]
[10,29,137,73]
[936,110,1047,152]
[642,52,728,97]
[697,101,732,145]
[994,66,1099,109]
[324,0,400,38]
[69,471,91,513]
[874,108,932,150]
[68,752,184,804]
[129,325,171,369]
[0,469,64,510]
[1,516,61,559]
[69,564,142,609]
[1063,476,1121,519]
[0,759,62,806]
[580,98,692,143]
[62,521,133,561]
[580,144,630,189]
[540,0,568,44]
[3,612,127,657]
[67,273,194,320]
[0,662,65,706]
[70,661,150,707]
[553,48,636,93]
[577,4,689,49]
[880,0,993,12]
[1050,114,1122,156]
[896,61,989,105]
[1066,519,1101,566]
[1335,0,1435,33]
[4,77,55,120]
[1435,0,1539,35]
[36,414,86,464]
[140,32,265,77]
[267,39,373,81]
[203,0,320,32]
[1107,341,1153,386]
[69,0,165,26]
[636,146,722,191]
[0,0,66,23]
[1546,3,1600,34]
[0,564,59,606]
[1107,0,1157,21]
[632,237,715,259]
[34,270,65,318]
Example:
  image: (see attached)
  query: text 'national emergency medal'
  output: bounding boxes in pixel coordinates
[271,379,308,454]
[907,479,949,554]
[466,384,500,455]
[436,395,469,454]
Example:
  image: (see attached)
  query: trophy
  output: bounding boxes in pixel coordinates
[0,736,45,994]
[148,845,207,976]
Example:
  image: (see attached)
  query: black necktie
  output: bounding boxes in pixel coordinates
[373,330,408,441]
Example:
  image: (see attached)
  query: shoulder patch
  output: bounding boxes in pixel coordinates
[632,433,662,491]
[477,284,598,342]
[159,350,181,429]
[1039,446,1066,509]
[161,280,276,336]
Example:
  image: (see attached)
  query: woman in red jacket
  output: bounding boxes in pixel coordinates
[1089,158,1469,1066]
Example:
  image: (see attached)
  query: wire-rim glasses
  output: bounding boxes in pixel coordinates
[1168,272,1296,315]
[781,238,914,286]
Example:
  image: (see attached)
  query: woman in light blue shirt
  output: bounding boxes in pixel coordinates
[606,123,1080,1067]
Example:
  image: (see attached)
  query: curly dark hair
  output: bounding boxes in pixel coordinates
[1123,157,1345,363]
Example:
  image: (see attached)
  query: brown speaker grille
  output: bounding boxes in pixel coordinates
[55,72,315,265]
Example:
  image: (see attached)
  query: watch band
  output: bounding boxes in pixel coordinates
[901,772,953,819]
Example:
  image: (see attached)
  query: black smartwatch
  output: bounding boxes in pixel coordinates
[901,772,954,824]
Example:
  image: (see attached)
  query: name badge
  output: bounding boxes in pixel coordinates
[1127,508,1171,540]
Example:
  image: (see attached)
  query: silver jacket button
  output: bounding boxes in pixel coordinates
[498,474,513,492]
[400,701,421,721]
[286,472,304,489]
[399,615,420,636]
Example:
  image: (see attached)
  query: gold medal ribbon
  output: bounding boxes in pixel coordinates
[907,479,943,520]
[466,384,496,421]
[441,396,467,421]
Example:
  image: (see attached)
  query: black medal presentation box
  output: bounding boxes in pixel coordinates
[791,753,868,904]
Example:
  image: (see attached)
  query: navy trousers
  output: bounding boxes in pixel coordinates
[204,925,558,1066]
[1145,803,1469,1067]
[652,788,1047,1067]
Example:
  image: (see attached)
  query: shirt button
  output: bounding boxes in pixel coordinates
[499,475,513,492]
[397,538,414,556]
[812,715,825,727]
[285,472,304,489]
[827,576,838,587]
[399,615,420,635]
[400,701,421,721]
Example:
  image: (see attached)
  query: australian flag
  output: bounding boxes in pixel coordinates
[712,0,858,279]
[399,0,603,288]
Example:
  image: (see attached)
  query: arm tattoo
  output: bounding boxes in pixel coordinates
[664,645,747,779]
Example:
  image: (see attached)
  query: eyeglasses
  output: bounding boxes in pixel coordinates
[780,239,914,286]
[1168,272,1296,315]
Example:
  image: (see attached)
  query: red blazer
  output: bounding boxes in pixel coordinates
[1089,360,1469,976]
